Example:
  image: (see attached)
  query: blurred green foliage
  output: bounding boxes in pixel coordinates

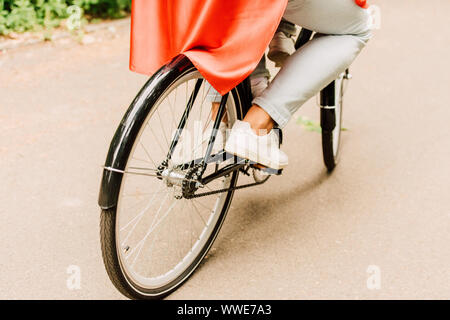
[297,116,322,133]
[296,115,348,133]
[0,0,131,35]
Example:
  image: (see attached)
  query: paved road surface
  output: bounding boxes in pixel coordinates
[1,0,449,299]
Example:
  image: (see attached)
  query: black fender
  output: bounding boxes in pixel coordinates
[98,55,252,209]
[320,81,337,131]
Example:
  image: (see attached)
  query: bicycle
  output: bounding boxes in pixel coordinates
[98,29,350,299]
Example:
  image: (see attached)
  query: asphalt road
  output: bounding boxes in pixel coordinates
[1,0,449,299]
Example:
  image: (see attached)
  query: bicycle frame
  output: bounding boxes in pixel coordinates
[165,90,281,197]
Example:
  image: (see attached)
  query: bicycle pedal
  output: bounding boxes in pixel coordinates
[257,166,283,176]
[250,163,282,176]
[221,152,283,176]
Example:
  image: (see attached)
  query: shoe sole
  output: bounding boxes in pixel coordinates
[225,137,287,170]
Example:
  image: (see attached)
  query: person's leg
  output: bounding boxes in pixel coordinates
[225,0,371,169]
[250,54,270,81]
[250,0,372,129]
[249,55,271,99]
[268,18,297,67]
[202,53,271,154]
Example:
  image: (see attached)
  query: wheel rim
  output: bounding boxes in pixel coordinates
[115,71,237,293]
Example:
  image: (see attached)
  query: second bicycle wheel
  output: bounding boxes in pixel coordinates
[321,72,346,172]
[100,55,245,299]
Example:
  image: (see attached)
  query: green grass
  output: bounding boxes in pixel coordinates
[0,0,131,36]
[296,115,348,133]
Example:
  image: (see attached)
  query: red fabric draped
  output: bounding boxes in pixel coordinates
[130,0,288,95]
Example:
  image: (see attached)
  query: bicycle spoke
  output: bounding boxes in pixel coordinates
[190,201,207,227]
[119,192,163,231]
[124,192,170,259]
[146,124,167,155]
[120,189,167,245]
[131,199,180,268]
[127,197,179,266]
[139,141,158,168]
[192,198,215,213]
[156,108,170,148]
[121,191,166,198]
[131,156,155,165]
[128,166,159,172]
[202,107,213,133]
[166,87,179,129]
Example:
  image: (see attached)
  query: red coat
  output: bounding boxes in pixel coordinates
[130,0,368,95]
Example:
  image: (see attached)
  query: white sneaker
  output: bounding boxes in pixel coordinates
[250,76,269,98]
[224,120,288,169]
[171,122,227,164]
[268,32,295,68]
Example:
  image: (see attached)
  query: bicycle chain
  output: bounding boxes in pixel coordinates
[179,163,271,199]
[186,180,266,199]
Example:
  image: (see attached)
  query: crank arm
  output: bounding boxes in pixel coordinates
[201,161,247,185]
[200,153,283,185]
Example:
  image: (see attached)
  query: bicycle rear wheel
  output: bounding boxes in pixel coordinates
[99,55,245,299]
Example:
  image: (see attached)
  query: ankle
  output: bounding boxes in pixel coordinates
[243,105,275,136]
[248,119,274,136]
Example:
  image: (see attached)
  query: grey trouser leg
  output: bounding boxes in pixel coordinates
[253,0,372,128]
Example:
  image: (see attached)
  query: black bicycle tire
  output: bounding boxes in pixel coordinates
[321,78,344,172]
[100,56,243,299]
